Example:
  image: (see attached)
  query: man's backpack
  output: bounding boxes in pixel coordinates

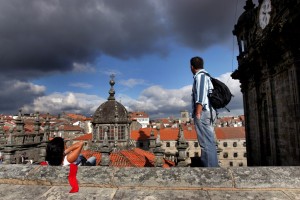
[200,72,233,112]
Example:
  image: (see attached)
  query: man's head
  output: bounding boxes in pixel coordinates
[190,56,204,74]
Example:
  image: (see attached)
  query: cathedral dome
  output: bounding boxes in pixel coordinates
[92,100,130,124]
[92,74,130,125]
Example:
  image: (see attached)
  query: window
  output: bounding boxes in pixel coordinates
[166,142,170,147]
[223,152,228,158]
[223,142,227,147]
[239,162,243,167]
[97,125,126,141]
[229,162,233,166]
[194,142,199,147]
[233,152,238,158]
[244,152,247,157]
[194,152,199,157]
[118,125,126,140]
[108,126,115,140]
[233,142,237,147]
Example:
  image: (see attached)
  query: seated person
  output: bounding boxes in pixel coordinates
[45,137,96,166]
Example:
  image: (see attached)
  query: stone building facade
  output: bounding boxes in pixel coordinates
[232,0,300,165]
[131,126,247,167]
[216,127,247,167]
[0,111,49,164]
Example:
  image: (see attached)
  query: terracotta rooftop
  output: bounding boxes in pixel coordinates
[129,111,149,119]
[65,113,87,120]
[73,133,92,141]
[215,127,245,140]
[81,148,174,168]
[74,127,245,142]
[131,127,197,141]
[61,125,83,131]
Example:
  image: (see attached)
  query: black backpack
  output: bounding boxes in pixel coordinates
[199,72,233,112]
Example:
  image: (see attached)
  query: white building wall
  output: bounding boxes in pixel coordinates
[217,139,247,167]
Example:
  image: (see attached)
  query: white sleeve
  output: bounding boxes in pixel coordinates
[62,156,71,166]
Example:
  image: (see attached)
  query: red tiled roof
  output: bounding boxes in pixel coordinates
[215,127,245,139]
[130,111,149,119]
[66,113,87,120]
[73,133,92,141]
[62,125,83,131]
[130,127,197,141]
[159,118,172,124]
[73,126,245,143]
[24,124,34,133]
[81,148,175,168]
[131,126,245,141]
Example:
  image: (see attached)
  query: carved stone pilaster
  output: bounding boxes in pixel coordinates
[176,125,188,167]
[148,127,156,152]
[100,127,111,166]
[154,126,165,167]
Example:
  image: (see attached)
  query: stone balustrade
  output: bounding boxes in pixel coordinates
[0,165,300,199]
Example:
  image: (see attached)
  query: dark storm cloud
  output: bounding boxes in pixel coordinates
[0,77,45,114]
[0,0,168,78]
[0,0,244,78]
[160,0,244,49]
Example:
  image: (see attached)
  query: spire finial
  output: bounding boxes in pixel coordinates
[108,74,116,100]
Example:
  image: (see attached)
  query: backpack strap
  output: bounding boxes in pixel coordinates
[198,71,218,122]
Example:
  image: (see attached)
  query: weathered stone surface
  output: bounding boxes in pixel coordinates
[114,188,209,200]
[0,184,51,199]
[285,190,300,200]
[26,165,69,184]
[231,167,300,188]
[0,164,34,180]
[40,186,117,200]
[113,167,232,188]
[208,190,291,200]
[77,166,115,186]
[1,165,300,199]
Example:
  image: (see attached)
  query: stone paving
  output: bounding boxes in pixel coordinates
[0,165,300,199]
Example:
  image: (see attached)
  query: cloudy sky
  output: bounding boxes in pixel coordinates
[0,0,257,119]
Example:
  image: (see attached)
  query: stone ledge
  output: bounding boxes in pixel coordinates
[0,165,300,190]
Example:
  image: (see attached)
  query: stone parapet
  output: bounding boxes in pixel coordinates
[0,165,300,199]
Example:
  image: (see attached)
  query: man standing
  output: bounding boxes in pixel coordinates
[190,56,218,167]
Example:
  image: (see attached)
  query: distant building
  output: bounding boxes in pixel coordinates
[129,111,150,128]
[215,127,247,167]
[0,110,49,164]
[215,116,245,127]
[180,110,190,124]
[131,125,247,167]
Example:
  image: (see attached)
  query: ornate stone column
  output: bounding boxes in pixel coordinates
[0,117,6,145]
[34,112,41,143]
[100,127,111,166]
[148,126,156,153]
[2,132,15,164]
[154,126,165,167]
[39,113,50,163]
[176,125,188,167]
